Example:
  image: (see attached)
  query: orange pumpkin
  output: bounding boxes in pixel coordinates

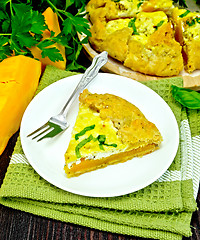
[30,7,66,71]
[0,55,41,155]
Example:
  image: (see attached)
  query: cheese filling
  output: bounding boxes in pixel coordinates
[65,105,127,164]
[105,11,168,45]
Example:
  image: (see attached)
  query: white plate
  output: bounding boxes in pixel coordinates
[20,73,179,197]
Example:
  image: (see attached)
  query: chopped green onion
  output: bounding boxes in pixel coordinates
[179,10,190,18]
[75,124,95,140]
[75,134,94,158]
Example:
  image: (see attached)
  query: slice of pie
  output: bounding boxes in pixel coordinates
[64,89,162,178]
[172,8,200,73]
[124,12,184,76]
[86,0,174,23]
[88,9,183,77]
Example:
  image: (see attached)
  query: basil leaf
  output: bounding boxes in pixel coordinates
[154,20,165,30]
[97,134,106,144]
[75,124,95,140]
[179,10,190,18]
[105,143,117,148]
[171,85,200,109]
[137,0,144,9]
[186,18,196,26]
[75,134,94,158]
[128,18,139,35]
[97,135,117,149]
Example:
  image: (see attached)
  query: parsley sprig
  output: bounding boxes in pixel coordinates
[0,0,91,71]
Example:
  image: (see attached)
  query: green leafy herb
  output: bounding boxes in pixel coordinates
[0,0,90,70]
[186,16,200,27]
[75,134,94,158]
[171,85,200,109]
[154,20,165,30]
[128,18,139,35]
[75,124,95,140]
[179,10,190,18]
[186,18,196,26]
[97,135,117,150]
[137,0,144,9]
[196,17,200,24]
[75,132,117,158]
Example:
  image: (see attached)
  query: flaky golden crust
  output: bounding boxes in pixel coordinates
[87,0,200,75]
[79,89,162,146]
[87,1,185,77]
[64,89,163,178]
[102,28,133,62]
[87,0,174,23]
[172,8,200,73]
[183,40,200,73]
[124,23,183,76]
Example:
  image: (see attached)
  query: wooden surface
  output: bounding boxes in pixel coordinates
[0,131,200,240]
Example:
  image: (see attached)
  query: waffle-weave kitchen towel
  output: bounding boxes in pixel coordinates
[0,65,199,240]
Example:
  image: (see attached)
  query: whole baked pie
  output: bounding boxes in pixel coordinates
[86,0,200,76]
[64,89,162,178]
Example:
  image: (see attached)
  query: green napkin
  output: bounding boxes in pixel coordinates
[0,65,199,240]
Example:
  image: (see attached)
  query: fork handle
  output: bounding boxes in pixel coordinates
[59,51,108,116]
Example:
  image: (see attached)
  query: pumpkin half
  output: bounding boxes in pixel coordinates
[0,55,41,155]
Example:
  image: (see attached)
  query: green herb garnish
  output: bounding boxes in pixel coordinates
[75,134,94,158]
[196,17,200,24]
[128,18,139,35]
[154,20,165,30]
[75,133,118,158]
[137,0,144,9]
[97,135,117,150]
[186,18,196,26]
[171,85,200,109]
[75,124,95,140]
[179,10,190,18]
[186,16,200,27]
[0,0,91,71]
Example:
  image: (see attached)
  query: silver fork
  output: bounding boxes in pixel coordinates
[27,51,108,141]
